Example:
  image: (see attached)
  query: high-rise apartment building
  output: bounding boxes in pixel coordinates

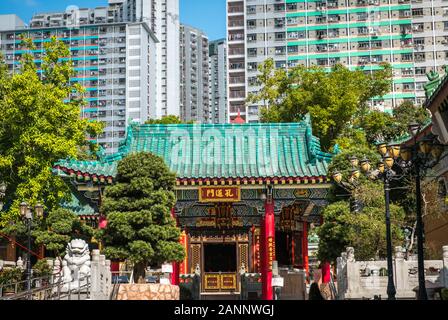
[180,24,210,123]
[209,39,228,124]
[0,3,158,154]
[107,0,181,118]
[227,0,448,122]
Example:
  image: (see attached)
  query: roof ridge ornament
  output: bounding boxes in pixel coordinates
[424,69,444,99]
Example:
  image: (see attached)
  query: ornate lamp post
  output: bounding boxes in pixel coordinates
[399,122,445,300]
[333,123,445,300]
[332,152,398,300]
[19,201,44,298]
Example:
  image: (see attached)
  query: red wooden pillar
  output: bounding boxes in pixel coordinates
[302,221,309,277]
[171,208,180,286]
[261,198,275,300]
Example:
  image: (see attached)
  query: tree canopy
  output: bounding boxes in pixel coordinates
[0,37,103,226]
[32,208,94,257]
[248,59,393,150]
[145,115,194,125]
[98,152,185,283]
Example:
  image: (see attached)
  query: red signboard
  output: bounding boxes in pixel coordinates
[199,186,241,203]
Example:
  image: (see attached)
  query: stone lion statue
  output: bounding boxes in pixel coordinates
[61,239,91,292]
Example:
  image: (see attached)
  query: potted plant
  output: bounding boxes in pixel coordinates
[0,268,24,297]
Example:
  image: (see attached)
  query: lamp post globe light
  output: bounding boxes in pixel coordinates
[19,201,44,299]
[332,153,398,300]
[399,122,445,301]
[332,122,445,301]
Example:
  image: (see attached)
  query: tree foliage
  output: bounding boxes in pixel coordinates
[319,143,407,263]
[98,152,185,283]
[145,115,194,125]
[0,37,103,226]
[32,208,94,257]
[317,201,405,263]
[249,60,393,150]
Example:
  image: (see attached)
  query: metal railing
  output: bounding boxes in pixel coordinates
[0,273,91,301]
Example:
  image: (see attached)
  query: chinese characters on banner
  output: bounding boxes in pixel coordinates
[267,237,275,271]
[179,231,188,275]
[199,186,241,203]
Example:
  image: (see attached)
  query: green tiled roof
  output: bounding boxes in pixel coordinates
[54,119,333,181]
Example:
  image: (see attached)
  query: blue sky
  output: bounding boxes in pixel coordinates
[0,0,226,40]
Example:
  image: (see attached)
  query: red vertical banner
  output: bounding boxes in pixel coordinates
[179,231,188,276]
[302,221,309,278]
[171,208,180,286]
[252,227,261,273]
[261,200,275,300]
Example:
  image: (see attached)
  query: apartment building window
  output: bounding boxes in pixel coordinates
[288,31,305,39]
[247,20,256,29]
[246,5,256,14]
[328,29,339,38]
[403,83,415,92]
[248,48,257,57]
[358,27,369,35]
[399,10,411,18]
[316,58,328,66]
[316,30,327,39]
[401,53,413,62]
[287,17,298,25]
[275,47,286,55]
[317,44,328,52]
[327,15,340,23]
[329,57,340,66]
[275,61,286,69]
[401,68,414,77]
[412,8,424,17]
[415,67,426,75]
[275,18,285,28]
[286,3,297,11]
[371,40,382,49]
[445,22,448,31]
[247,62,258,71]
[247,34,257,42]
[327,0,338,9]
[415,52,426,62]
[275,32,286,41]
[358,41,370,50]
[412,23,424,32]
[357,12,368,21]
[316,16,326,24]
[288,46,299,54]
[370,55,382,63]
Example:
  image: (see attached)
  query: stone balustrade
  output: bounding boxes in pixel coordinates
[336,246,448,300]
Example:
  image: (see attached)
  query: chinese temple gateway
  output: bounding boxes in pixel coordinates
[53,119,333,300]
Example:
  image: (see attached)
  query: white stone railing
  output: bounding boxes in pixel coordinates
[90,250,112,300]
[336,246,448,300]
[0,257,25,271]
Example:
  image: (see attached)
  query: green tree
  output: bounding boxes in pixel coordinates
[145,115,194,125]
[249,59,393,150]
[0,37,103,226]
[317,201,405,263]
[98,152,185,283]
[320,145,406,263]
[32,208,94,258]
